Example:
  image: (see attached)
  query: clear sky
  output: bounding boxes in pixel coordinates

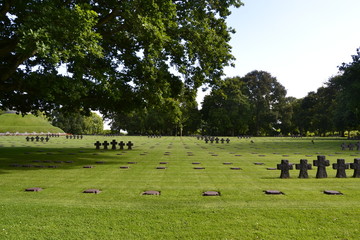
[206,0,360,100]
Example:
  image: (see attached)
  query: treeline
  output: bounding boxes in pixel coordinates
[109,48,360,136]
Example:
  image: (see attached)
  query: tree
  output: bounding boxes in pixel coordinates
[0,0,243,116]
[329,48,360,135]
[201,77,250,136]
[241,70,287,136]
[52,111,103,134]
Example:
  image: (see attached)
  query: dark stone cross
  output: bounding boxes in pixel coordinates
[333,159,349,178]
[118,141,125,150]
[210,138,214,144]
[126,141,133,150]
[215,137,219,143]
[30,137,34,141]
[94,141,101,150]
[45,137,49,142]
[356,142,360,151]
[341,143,347,150]
[103,141,110,150]
[348,143,355,151]
[204,138,209,143]
[220,138,225,144]
[226,138,230,143]
[25,136,30,141]
[313,155,330,178]
[277,159,293,178]
[40,137,44,142]
[35,136,40,141]
[295,159,312,178]
[110,140,118,150]
[350,158,360,178]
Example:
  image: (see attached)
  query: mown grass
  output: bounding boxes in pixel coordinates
[0,136,359,239]
[0,114,64,133]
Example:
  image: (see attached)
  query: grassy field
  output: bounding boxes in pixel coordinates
[0,136,359,239]
[0,113,64,133]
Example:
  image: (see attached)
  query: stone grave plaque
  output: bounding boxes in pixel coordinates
[142,190,160,195]
[202,191,220,196]
[324,190,343,195]
[264,190,284,195]
[25,187,43,192]
[83,189,101,194]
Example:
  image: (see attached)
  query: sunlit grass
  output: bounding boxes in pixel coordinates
[0,136,359,239]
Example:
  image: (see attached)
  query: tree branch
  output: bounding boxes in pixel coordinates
[95,8,120,28]
[0,0,11,20]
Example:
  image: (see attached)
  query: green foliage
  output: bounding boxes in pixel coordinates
[0,0,243,116]
[52,111,103,134]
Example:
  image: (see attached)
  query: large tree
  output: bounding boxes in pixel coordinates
[201,77,250,136]
[241,70,287,136]
[0,0,243,116]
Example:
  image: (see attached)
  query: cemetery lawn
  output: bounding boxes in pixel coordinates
[0,136,359,239]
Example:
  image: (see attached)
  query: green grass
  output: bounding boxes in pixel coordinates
[0,136,359,239]
[0,113,64,133]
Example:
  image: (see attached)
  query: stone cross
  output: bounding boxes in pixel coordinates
[26,136,30,142]
[341,143,347,150]
[220,138,225,144]
[226,138,230,143]
[30,137,34,141]
[119,141,125,150]
[210,138,214,144]
[204,138,209,143]
[277,159,293,178]
[350,158,360,178]
[35,136,40,141]
[333,159,349,178]
[215,137,219,143]
[94,141,101,150]
[356,142,360,151]
[295,159,312,178]
[103,141,110,150]
[110,140,118,150]
[45,137,49,142]
[126,141,133,150]
[313,155,330,178]
[348,143,355,151]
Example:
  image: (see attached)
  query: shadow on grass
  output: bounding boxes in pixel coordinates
[0,146,135,173]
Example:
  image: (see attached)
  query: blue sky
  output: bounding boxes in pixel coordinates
[212,0,360,99]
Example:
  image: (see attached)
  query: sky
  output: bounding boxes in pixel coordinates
[197,0,360,103]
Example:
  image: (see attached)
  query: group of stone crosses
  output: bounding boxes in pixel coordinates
[94,140,133,150]
[277,156,360,179]
[66,135,83,140]
[25,136,49,142]
[148,135,162,138]
[341,142,360,150]
[196,136,230,144]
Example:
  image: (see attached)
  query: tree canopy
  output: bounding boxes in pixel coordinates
[0,0,243,116]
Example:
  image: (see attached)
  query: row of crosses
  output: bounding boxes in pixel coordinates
[277,156,360,178]
[94,140,133,150]
[25,136,49,142]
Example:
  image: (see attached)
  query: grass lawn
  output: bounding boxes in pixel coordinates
[0,136,359,239]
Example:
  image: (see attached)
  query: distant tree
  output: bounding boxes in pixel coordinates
[201,77,250,136]
[241,71,287,136]
[329,48,360,135]
[52,111,103,134]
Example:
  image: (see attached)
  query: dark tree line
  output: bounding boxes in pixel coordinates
[110,48,360,136]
